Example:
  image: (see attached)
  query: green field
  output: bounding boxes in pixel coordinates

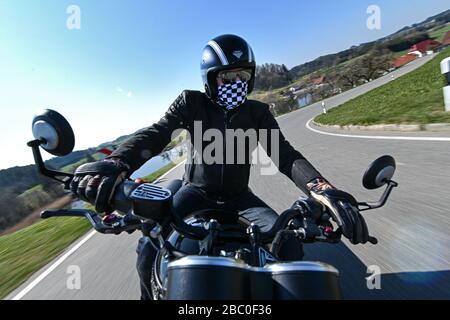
[315,47,450,126]
[0,217,91,299]
[430,24,450,41]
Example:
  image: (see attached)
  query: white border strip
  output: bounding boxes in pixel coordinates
[11,159,187,300]
[155,159,186,183]
[306,119,450,142]
[207,40,229,66]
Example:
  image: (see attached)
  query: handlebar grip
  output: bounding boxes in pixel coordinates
[112,181,139,213]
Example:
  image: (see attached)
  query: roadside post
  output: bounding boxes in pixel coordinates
[440,57,450,112]
[322,101,327,114]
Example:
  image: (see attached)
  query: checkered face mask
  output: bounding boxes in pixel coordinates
[216,80,248,110]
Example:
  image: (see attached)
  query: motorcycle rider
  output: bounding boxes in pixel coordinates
[70,34,370,300]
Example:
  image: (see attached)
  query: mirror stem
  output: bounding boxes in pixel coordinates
[358,180,398,211]
[27,139,74,189]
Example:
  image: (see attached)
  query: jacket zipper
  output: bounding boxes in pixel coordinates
[219,110,228,203]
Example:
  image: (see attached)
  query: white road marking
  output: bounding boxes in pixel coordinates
[306,119,450,142]
[11,158,186,300]
[11,230,97,300]
[154,159,186,183]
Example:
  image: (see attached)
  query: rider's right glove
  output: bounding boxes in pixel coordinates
[307,178,370,245]
[70,158,130,213]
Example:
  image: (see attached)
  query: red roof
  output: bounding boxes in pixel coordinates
[410,39,441,53]
[392,54,417,68]
[98,148,113,156]
[442,31,450,45]
[312,76,326,85]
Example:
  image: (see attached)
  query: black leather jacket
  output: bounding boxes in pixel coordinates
[109,90,324,200]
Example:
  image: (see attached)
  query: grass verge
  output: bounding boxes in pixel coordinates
[0,156,183,299]
[315,47,450,126]
[141,161,178,182]
[0,217,91,299]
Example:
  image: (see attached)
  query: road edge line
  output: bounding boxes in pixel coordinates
[306,119,450,142]
[11,229,97,300]
[155,159,186,183]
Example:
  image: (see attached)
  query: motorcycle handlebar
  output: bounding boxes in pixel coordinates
[41,180,376,245]
[115,179,313,244]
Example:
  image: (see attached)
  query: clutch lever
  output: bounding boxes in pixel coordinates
[41,209,141,234]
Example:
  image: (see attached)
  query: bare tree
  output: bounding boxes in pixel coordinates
[338,67,361,89]
[337,51,391,89]
[357,53,392,82]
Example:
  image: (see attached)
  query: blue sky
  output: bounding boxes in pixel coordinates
[0,0,449,169]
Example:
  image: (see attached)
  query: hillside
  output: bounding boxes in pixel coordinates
[0,134,129,232]
[288,9,450,79]
[0,128,185,233]
[251,10,450,118]
[46,134,132,170]
[315,46,450,126]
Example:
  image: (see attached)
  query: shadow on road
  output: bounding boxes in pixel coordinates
[303,242,450,299]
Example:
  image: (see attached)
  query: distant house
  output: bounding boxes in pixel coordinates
[409,39,441,56]
[296,93,313,108]
[311,75,326,87]
[289,85,303,93]
[288,83,308,96]
[392,54,417,68]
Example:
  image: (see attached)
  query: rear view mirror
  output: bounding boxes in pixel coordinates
[362,155,396,190]
[32,109,75,156]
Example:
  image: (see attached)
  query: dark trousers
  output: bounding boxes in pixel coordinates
[136,183,303,300]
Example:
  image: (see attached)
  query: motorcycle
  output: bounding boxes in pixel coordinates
[28,109,398,300]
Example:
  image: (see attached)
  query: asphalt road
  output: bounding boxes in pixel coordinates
[7,54,450,300]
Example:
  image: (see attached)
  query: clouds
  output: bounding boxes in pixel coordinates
[116,86,133,98]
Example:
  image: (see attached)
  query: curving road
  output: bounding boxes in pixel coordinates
[7,54,450,300]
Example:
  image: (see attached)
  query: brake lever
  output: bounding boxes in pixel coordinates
[368,236,378,245]
[333,226,378,245]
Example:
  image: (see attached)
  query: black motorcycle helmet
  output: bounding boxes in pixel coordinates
[201,34,256,100]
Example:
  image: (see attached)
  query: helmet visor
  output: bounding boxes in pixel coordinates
[217,68,253,84]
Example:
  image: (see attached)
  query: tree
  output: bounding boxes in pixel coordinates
[254,63,292,91]
[385,32,430,52]
[272,100,292,115]
[337,65,362,89]
[337,50,392,89]
[357,52,392,82]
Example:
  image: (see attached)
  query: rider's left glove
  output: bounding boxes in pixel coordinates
[70,158,130,213]
[307,178,370,245]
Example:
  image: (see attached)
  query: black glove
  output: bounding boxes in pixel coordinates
[309,188,370,245]
[70,158,130,213]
